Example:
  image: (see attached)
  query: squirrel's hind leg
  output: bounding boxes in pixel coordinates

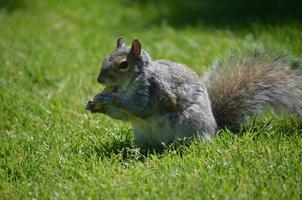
[172,106,217,140]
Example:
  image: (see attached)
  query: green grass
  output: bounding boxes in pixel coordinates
[0,0,302,199]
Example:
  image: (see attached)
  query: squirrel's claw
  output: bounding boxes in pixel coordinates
[86,92,115,113]
[86,100,103,113]
[85,100,94,111]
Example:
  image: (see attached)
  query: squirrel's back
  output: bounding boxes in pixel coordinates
[205,49,302,130]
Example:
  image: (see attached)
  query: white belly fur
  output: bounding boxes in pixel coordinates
[132,115,176,146]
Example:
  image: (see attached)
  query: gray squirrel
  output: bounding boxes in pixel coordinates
[86,37,302,149]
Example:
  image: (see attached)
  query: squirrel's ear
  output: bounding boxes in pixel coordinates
[116,37,125,49]
[130,38,141,57]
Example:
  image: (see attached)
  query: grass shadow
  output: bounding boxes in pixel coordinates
[90,133,209,162]
[85,130,194,161]
[89,131,144,161]
[0,0,25,12]
[122,0,302,28]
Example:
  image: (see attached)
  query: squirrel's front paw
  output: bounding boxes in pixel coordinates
[86,100,104,113]
[93,93,114,105]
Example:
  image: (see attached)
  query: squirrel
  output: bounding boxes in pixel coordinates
[86,37,302,149]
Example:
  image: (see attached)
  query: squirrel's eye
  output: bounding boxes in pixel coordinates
[118,61,129,70]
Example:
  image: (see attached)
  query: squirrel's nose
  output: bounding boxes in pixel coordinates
[97,75,105,84]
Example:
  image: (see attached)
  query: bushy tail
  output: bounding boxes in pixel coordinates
[204,49,302,130]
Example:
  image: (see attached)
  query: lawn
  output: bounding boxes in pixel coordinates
[0,0,301,199]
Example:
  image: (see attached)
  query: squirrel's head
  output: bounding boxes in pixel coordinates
[97,37,151,90]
